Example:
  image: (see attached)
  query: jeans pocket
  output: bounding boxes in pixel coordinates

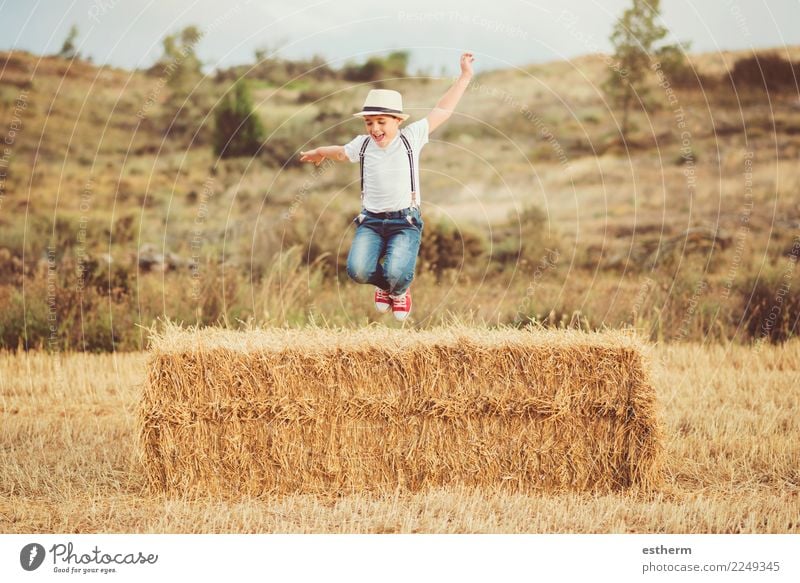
[405,211,423,232]
[353,213,365,226]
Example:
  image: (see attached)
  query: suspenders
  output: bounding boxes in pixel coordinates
[358,138,370,208]
[398,134,417,209]
[358,133,418,210]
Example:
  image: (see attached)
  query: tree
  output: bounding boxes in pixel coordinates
[604,0,686,139]
[213,79,265,158]
[342,51,410,82]
[384,51,410,77]
[654,40,694,86]
[157,25,204,95]
[57,25,79,59]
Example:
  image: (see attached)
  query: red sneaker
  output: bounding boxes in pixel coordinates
[374,287,392,314]
[391,289,412,321]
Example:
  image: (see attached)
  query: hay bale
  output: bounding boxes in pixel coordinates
[139,325,662,496]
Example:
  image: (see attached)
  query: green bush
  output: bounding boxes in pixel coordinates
[213,79,266,158]
[342,51,409,82]
[490,205,559,273]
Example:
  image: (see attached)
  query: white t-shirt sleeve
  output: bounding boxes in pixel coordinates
[402,118,430,150]
[343,134,369,163]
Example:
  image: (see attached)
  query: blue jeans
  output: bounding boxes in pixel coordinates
[346,207,424,296]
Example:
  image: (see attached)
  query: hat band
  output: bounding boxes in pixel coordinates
[362,106,403,114]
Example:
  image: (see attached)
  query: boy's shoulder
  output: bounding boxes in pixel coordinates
[343,133,371,162]
[402,117,428,133]
[401,117,429,147]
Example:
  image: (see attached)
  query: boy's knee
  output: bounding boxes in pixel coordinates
[386,267,413,289]
[347,263,373,284]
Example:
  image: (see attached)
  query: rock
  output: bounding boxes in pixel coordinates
[138,243,185,272]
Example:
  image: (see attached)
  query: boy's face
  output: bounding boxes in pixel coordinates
[363,115,402,147]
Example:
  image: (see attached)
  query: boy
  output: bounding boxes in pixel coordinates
[300,52,475,321]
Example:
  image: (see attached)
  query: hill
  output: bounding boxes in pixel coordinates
[1,46,799,349]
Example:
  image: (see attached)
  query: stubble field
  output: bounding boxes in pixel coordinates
[1,340,797,534]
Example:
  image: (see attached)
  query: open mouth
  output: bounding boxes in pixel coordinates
[372,132,385,143]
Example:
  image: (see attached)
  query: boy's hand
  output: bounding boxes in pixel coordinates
[299,149,325,166]
[460,52,475,78]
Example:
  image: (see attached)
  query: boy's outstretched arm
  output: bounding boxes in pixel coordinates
[426,52,474,134]
[299,145,347,166]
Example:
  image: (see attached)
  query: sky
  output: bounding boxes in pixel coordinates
[1,0,799,75]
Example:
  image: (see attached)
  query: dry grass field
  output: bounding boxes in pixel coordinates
[1,338,797,534]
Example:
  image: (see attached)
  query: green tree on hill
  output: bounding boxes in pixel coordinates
[57,24,79,59]
[342,51,409,82]
[152,25,204,95]
[604,0,688,139]
[213,79,265,158]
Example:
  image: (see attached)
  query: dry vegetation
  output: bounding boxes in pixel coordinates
[140,326,661,497]
[1,336,797,534]
[2,46,800,348]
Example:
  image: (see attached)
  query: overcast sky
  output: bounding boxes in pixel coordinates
[1,0,799,74]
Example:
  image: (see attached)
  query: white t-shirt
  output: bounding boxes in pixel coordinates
[343,117,429,212]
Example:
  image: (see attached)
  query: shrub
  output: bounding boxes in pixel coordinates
[729,54,800,93]
[418,217,487,281]
[213,79,266,158]
[341,51,409,82]
[738,256,800,343]
[491,205,559,273]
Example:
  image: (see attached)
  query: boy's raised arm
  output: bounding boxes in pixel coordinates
[300,145,347,166]
[426,52,474,134]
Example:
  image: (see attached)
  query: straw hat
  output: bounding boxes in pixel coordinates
[352,89,410,121]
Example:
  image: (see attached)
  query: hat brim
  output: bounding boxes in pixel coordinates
[353,111,410,121]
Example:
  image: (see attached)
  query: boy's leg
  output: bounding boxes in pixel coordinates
[382,210,423,297]
[346,217,390,289]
